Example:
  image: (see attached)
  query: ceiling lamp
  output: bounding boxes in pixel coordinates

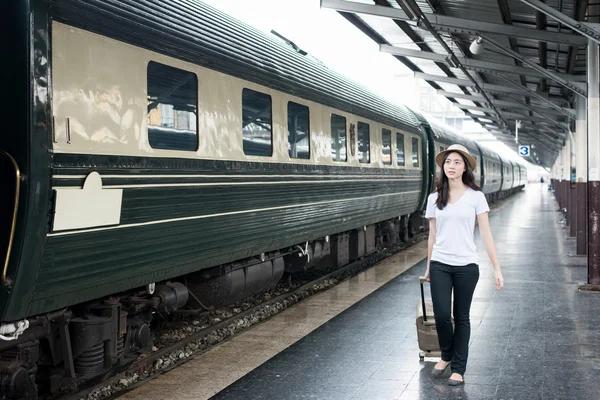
[469,37,484,55]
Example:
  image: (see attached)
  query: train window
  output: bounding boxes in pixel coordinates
[411,137,419,167]
[382,129,391,165]
[396,133,405,166]
[331,114,347,162]
[147,61,198,151]
[288,102,310,159]
[242,88,272,157]
[357,122,370,163]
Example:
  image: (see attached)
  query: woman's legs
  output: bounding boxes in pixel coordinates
[450,265,480,376]
[429,262,454,363]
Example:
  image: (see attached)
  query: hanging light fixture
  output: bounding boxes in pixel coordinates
[469,36,484,55]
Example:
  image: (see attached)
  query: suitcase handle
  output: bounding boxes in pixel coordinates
[419,276,428,322]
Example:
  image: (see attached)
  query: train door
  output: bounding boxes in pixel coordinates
[498,158,504,191]
[0,150,20,287]
[474,144,485,191]
[406,108,436,211]
[417,123,436,211]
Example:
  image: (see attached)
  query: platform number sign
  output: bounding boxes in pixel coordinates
[519,145,530,157]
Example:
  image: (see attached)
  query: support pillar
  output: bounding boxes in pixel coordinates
[566,136,576,236]
[564,139,572,227]
[576,96,587,255]
[553,158,559,194]
[570,178,577,237]
[555,150,561,206]
[587,38,600,286]
[560,146,567,209]
[553,154,561,205]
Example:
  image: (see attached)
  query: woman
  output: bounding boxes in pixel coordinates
[424,144,504,386]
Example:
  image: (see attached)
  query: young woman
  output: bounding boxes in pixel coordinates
[424,144,504,386]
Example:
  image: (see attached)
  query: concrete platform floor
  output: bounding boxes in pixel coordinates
[119,184,599,400]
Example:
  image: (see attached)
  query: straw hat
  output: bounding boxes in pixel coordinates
[436,144,477,170]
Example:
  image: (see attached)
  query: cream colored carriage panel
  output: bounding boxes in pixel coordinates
[345,115,360,166]
[197,64,243,161]
[401,131,410,168]
[374,122,384,167]
[52,22,148,156]
[51,22,419,169]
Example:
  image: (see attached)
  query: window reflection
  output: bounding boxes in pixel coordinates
[412,137,419,167]
[382,129,391,165]
[357,122,370,164]
[331,114,347,162]
[242,89,272,157]
[288,102,310,159]
[396,133,405,166]
[147,61,198,151]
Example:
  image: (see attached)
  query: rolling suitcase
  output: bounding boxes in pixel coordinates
[416,276,441,360]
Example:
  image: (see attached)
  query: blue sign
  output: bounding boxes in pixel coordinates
[519,145,530,157]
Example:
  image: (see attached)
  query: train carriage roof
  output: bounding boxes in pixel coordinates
[425,117,479,155]
[50,0,421,134]
[477,144,502,163]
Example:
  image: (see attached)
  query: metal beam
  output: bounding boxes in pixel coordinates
[454,103,500,114]
[493,99,574,115]
[485,128,561,151]
[399,0,511,129]
[455,103,567,129]
[500,96,572,128]
[414,72,477,87]
[464,97,570,129]
[477,114,562,135]
[415,72,541,96]
[380,45,586,82]
[435,90,484,102]
[320,0,587,46]
[423,13,587,48]
[480,34,587,98]
[519,0,600,46]
[498,74,577,119]
[435,90,573,114]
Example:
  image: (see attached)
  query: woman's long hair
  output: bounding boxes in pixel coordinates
[435,152,481,210]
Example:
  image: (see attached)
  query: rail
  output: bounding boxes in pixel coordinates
[0,149,20,286]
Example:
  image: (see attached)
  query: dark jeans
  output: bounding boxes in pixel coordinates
[429,260,480,376]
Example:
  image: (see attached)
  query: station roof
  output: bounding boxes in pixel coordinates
[321,0,594,168]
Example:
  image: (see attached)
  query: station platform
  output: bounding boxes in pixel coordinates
[119,184,599,400]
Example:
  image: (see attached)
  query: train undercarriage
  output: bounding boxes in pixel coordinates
[0,212,427,400]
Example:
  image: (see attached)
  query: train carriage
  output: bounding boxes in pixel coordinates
[477,146,503,200]
[422,118,484,190]
[0,0,526,397]
[500,157,515,193]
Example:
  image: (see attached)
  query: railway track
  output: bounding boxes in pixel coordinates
[59,233,427,400]
[51,191,519,400]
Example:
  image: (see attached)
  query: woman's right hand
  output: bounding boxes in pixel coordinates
[424,267,430,282]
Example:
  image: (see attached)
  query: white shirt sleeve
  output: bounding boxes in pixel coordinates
[475,191,490,215]
[425,193,437,219]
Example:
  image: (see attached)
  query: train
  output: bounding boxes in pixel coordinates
[0,0,526,398]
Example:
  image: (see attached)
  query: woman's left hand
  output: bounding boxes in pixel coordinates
[494,269,504,291]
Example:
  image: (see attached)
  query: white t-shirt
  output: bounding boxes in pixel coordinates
[425,188,490,266]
